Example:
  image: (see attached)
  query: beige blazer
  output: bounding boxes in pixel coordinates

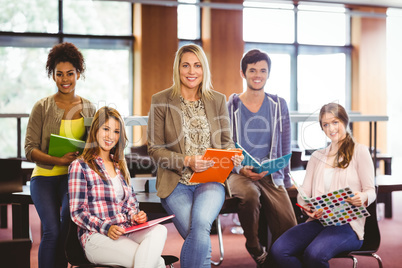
[147,88,235,198]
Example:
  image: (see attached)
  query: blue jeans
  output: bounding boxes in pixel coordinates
[30,175,69,268]
[270,220,363,268]
[161,182,225,268]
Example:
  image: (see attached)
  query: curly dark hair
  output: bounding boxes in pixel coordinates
[46,42,85,78]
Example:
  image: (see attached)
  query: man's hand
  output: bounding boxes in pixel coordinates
[240,166,268,181]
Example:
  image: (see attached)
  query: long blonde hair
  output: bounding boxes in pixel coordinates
[81,107,130,184]
[319,103,355,169]
[171,44,213,99]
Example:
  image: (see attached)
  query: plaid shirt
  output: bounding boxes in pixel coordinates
[68,156,139,247]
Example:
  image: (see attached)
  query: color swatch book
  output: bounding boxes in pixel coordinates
[125,215,175,234]
[235,142,291,174]
[290,175,370,226]
[189,148,243,183]
[48,134,85,157]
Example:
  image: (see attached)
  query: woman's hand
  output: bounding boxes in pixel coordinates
[58,151,79,165]
[185,155,214,173]
[305,208,324,220]
[132,210,147,224]
[345,191,368,207]
[231,154,244,167]
[107,225,125,240]
[240,166,268,181]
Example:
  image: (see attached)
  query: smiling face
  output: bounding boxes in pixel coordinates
[242,60,269,91]
[96,118,120,155]
[179,52,203,92]
[321,112,347,144]
[53,61,80,95]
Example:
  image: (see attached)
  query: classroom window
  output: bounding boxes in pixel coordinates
[0,0,133,158]
[243,1,351,151]
[177,0,200,40]
[0,0,58,33]
[243,2,294,43]
[63,0,132,36]
[298,4,348,46]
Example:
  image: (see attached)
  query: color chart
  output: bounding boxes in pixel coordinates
[303,187,371,226]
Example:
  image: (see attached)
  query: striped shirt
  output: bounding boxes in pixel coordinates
[68,156,139,247]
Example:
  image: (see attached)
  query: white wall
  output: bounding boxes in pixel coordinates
[386,8,402,176]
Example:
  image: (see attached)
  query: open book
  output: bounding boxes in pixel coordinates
[235,142,291,174]
[290,174,370,227]
[125,215,175,234]
[48,134,85,157]
[189,148,243,183]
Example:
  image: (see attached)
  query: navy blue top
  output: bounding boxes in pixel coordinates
[238,96,271,163]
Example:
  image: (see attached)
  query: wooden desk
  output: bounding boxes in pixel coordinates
[376,175,402,193]
[0,185,32,239]
[376,175,402,218]
[1,179,241,240]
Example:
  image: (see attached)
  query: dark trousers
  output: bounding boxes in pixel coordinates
[227,174,297,250]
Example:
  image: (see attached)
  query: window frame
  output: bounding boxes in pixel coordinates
[0,0,134,158]
[243,3,352,144]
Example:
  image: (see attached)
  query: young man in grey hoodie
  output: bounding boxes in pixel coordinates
[227,49,297,268]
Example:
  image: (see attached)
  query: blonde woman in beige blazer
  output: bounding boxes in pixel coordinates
[147,44,242,268]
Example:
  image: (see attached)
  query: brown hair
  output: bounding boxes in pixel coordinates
[81,107,130,184]
[241,49,272,77]
[46,42,85,78]
[319,103,355,169]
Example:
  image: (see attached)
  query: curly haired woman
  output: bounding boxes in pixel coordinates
[25,42,96,268]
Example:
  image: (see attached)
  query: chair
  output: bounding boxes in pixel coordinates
[65,218,178,268]
[0,238,31,268]
[125,143,157,177]
[211,196,240,266]
[333,191,383,268]
[211,195,274,266]
[290,149,305,171]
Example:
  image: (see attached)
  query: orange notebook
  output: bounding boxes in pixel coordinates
[189,148,242,183]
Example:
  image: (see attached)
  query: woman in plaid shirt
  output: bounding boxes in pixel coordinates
[69,107,167,268]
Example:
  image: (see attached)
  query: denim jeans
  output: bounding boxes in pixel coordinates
[161,182,225,268]
[30,175,69,268]
[270,220,363,268]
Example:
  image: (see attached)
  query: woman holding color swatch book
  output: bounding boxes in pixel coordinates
[270,103,376,268]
